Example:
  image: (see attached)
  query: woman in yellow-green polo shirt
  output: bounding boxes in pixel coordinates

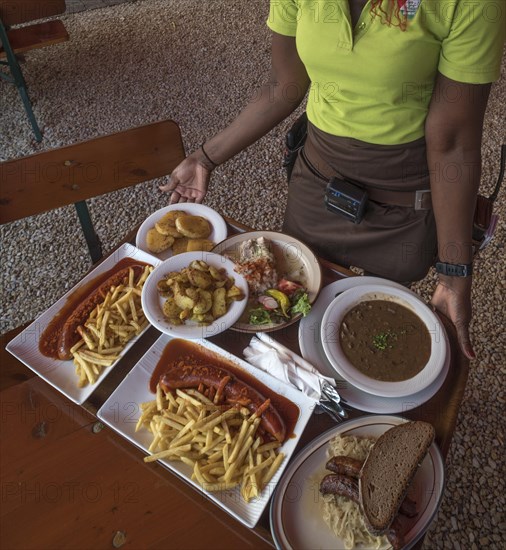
[162,0,505,360]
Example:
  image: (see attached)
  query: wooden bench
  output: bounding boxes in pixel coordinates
[0,19,68,57]
[0,120,186,263]
[0,0,69,142]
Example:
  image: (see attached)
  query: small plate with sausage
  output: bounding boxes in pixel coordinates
[6,244,161,405]
[97,334,316,528]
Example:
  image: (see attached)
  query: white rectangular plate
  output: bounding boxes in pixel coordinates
[6,244,161,405]
[97,334,316,528]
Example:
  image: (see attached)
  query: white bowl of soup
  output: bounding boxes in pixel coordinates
[320,285,447,398]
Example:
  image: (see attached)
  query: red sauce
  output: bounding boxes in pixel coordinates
[150,338,300,441]
[39,258,151,359]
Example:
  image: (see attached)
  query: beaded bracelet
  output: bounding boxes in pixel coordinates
[201,143,218,168]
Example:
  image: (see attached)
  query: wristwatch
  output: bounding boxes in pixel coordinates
[435,261,473,277]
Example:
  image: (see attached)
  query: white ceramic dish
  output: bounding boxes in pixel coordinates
[141,251,249,339]
[97,334,316,529]
[320,284,446,399]
[135,203,228,260]
[299,277,450,413]
[5,244,160,405]
[270,415,445,550]
[212,230,322,333]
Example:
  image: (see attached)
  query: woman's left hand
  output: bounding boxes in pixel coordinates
[430,276,475,360]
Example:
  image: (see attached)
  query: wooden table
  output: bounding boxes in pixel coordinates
[0,221,469,549]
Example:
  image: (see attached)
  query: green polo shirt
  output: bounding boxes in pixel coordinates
[267,0,505,144]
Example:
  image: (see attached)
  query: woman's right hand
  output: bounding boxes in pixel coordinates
[159,149,213,204]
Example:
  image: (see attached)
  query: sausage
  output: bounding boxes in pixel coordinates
[159,363,286,442]
[320,474,406,549]
[325,455,418,518]
[326,456,363,478]
[387,516,406,550]
[320,473,360,503]
[57,264,144,360]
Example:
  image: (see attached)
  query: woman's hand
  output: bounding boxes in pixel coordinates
[430,276,475,360]
[159,150,213,204]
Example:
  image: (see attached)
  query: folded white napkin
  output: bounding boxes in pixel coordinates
[243,332,336,401]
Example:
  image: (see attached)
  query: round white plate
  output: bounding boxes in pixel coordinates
[320,285,446,398]
[212,230,322,333]
[141,251,249,339]
[299,277,450,413]
[136,204,228,261]
[270,415,445,550]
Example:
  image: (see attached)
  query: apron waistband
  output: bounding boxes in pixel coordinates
[302,137,432,210]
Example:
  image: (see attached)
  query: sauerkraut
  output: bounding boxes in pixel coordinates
[321,435,389,550]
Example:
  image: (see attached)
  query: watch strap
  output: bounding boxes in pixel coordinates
[435,261,473,277]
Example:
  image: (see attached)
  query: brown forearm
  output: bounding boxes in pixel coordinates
[198,32,309,166]
[425,74,491,265]
[427,146,481,265]
[202,82,307,165]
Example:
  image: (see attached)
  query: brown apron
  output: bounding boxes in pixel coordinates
[282,123,437,283]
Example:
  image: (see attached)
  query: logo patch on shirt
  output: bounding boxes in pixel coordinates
[400,0,422,20]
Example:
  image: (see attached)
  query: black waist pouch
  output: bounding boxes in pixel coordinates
[283,112,308,181]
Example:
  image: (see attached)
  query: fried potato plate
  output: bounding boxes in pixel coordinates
[157,259,245,326]
[138,384,285,503]
[70,265,153,387]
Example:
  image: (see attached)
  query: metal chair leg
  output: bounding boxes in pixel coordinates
[0,19,43,142]
[74,200,103,264]
[16,83,43,142]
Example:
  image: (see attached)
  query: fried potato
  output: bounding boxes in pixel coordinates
[172,237,190,255]
[155,210,186,237]
[157,261,245,326]
[186,239,215,252]
[139,386,285,503]
[162,297,183,324]
[175,215,211,239]
[212,287,227,318]
[146,228,174,253]
[187,268,213,289]
[193,289,213,315]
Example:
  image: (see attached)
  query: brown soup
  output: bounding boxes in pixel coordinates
[338,299,431,382]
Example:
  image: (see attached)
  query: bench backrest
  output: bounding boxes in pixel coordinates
[0,120,186,224]
[0,0,65,26]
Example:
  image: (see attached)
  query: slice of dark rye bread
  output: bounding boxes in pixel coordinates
[358,421,435,536]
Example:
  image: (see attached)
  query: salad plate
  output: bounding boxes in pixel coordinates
[212,231,322,333]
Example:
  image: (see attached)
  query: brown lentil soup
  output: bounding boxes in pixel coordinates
[339,299,432,382]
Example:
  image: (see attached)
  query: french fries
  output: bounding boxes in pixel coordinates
[157,260,245,326]
[70,265,153,387]
[138,385,285,503]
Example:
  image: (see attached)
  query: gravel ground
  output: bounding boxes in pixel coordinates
[1,1,504,548]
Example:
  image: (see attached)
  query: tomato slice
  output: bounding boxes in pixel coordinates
[277,278,304,295]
